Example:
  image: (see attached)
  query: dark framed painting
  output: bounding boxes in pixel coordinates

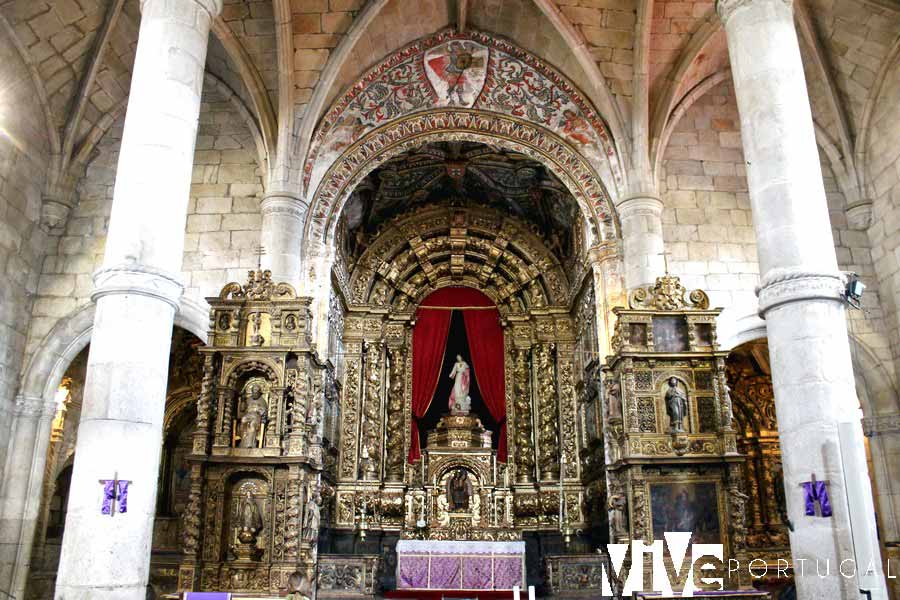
[652,316,689,352]
[649,480,722,545]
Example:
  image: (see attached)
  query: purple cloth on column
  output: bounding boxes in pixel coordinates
[398,556,429,589]
[117,480,129,513]
[493,556,523,589]
[429,556,461,589]
[185,593,231,600]
[462,556,493,589]
[101,480,116,515]
[801,481,833,517]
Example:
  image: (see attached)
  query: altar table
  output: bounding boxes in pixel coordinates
[396,540,526,590]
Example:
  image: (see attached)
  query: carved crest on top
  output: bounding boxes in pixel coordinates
[219,269,297,301]
[628,274,710,311]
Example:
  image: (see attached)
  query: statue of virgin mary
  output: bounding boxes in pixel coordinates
[448,354,471,414]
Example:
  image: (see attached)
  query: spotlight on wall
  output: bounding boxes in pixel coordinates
[843,272,865,310]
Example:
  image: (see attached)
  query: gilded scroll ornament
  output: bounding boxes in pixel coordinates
[628,273,710,311]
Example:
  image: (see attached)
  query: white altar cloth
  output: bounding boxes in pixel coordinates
[395,540,526,590]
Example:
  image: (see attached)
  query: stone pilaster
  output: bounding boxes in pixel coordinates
[260,192,308,287]
[718,0,887,597]
[53,0,222,598]
[615,195,665,290]
[0,395,56,599]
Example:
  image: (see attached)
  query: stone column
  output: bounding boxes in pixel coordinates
[260,191,308,286]
[718,1,887,597]
[0,395,56,599]
[615,195,665,290]
[53,0,221,598]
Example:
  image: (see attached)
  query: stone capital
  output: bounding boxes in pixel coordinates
[862,414,900,437]
[587,240,619,265]
[140,0,223,18]
[846,200,873,231]
[615,195,664,219]
[13,394,56,419]
[92,263,184,310]
[755,267,844,316]
[716,0,793,25]
[261,193,309,220]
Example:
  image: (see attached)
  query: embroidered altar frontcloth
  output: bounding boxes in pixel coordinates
[396,540,526,590]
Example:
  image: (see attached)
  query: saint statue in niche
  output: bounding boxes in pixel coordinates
[237,490,262,543]
[448,355,471,415]
[302,490,321,543]
[239,382,268,448]
[665,377,688,433]
[447,469,472,511]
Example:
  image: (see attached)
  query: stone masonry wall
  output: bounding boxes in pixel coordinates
[866,53,900,389]
[660,80,896,405]
[0,30,51,483]
[25,79,263,366]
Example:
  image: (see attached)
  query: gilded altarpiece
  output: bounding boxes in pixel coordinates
[329,206,600,585]
[178,270,333,595]
[600,274,748,586]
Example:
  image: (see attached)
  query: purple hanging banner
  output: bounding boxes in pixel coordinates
[801,480,833,517]
[101,480,116,515]
[117,480,129,514]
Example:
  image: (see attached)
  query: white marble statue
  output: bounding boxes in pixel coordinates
[448,354,471,414]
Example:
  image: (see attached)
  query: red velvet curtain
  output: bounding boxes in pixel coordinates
[408,305,452,463]
[409,287,507,463]
[462,307,507,462]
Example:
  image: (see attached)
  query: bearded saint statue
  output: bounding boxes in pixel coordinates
[448,354,471,415]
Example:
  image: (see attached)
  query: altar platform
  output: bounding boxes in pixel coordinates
[396,540,526,591]
[385,590,525,600]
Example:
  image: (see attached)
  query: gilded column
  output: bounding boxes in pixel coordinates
[512,348,535,483]
[718,0,886,597]
[534,343,560,480]
[339,341,363,481]
[54,0,222,597]
[385,345,407,482]
[360,341,383,480]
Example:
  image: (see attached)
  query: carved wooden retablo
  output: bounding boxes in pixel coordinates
[600,273,749,587]
[176,270,336,596]
[426,414,492,450]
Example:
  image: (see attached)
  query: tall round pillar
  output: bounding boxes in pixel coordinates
[54,0,221,598]
[718,0,886,597]
[260,191,308,287]
[616,195,665,290]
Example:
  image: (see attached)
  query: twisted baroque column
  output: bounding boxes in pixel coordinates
[718,0,886,597]
[54,0,221,598]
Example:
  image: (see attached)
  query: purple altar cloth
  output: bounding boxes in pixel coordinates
[184,593,231,599]
[396,540,526,590]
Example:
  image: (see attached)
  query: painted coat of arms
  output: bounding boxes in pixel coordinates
[424,40,488,107]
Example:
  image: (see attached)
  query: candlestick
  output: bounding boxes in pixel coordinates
[528,585,536,600]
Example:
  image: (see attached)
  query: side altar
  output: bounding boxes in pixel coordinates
[176,270,338,595]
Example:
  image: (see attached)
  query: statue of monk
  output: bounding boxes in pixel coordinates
[239,383,268,448]
[448,355,471,414]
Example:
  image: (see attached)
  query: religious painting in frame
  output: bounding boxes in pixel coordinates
[646,477,726,546]
[652,316,689,352]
